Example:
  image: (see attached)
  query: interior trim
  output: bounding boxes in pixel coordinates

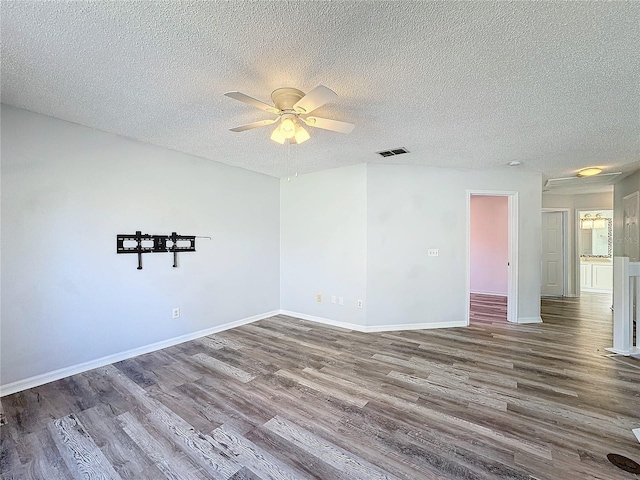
[0,310,279,397]
[279,310,467,332]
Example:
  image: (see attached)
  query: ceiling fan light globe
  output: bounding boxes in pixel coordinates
[280,118,296,138]
[294,125,311,144]
[270,128,287,144]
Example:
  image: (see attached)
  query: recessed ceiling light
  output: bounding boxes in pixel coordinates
[508,161,522,166]
[577,167,603,177]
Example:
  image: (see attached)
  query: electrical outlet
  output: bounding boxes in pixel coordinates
[357,300,363,309]
[331,295,336,304]
[316,294,322,302]
[338,296,344,306]
[428,248,439,257]
[172,308,180,319]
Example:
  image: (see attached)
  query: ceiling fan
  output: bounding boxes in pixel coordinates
[224,85,355,144]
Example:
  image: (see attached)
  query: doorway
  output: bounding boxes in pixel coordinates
[466,191,518,324]
[577,209,613,294]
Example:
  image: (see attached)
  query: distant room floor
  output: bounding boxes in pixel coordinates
[469,292,507,324]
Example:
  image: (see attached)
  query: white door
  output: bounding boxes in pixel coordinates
[541,211,564,296]
[623,192,639,261]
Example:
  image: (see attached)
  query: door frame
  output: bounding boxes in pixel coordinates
[541,208,569,297]
[466,190,518,324]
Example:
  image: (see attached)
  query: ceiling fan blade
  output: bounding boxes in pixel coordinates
[293,85,337,114]
[229,118,278,132]
[300,116,355,134]
[224,91,280,114]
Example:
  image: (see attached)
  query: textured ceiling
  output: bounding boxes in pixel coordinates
[1,1,639,183]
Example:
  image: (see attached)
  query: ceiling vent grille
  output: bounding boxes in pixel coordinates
[376,147,409,157]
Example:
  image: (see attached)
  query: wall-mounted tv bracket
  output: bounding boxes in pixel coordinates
[116,231,211,270]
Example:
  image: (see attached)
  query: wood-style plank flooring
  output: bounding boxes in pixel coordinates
[2,294,640,479]
[469,294,507,325]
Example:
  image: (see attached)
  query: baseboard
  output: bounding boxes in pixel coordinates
[517,316,543,324]
[0,310,278,397]
[580,288,612,294]
[363,320,468,332]
[278,310,467,333]
[278,310,367,332]
[606,346,640,357]
[469,291,507,297]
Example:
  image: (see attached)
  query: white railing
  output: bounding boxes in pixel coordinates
[608,257,640,356]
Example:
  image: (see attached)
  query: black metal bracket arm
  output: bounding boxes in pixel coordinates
[116,231,209,270]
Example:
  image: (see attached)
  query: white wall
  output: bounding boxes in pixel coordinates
[543,191,614,210]
[573,192,614,210]
[280,164,542,329]
[1,105,280,389]
[280,164,367,326]
[470,196,508,295]
[367,165,542,326]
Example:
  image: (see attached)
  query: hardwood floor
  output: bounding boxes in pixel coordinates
[469,294,507,325]
[2,294,639,479]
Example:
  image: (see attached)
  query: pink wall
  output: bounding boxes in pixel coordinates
[470,196,508,295]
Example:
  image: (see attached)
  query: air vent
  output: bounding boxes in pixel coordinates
[376,147,409,157]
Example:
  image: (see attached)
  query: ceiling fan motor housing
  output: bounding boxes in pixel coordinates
[271,88,305,112]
